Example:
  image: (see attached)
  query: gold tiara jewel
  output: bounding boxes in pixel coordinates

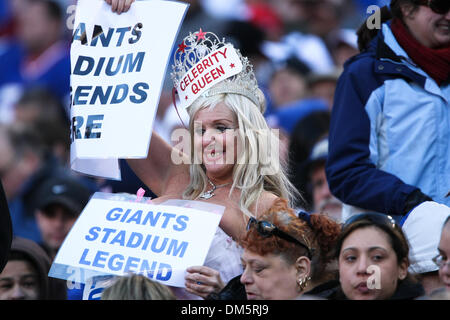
[170,29,260,109]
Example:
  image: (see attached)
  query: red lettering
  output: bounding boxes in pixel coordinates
[202,58,211,69]
[204,73,212,84]
[196,63,204,74]
[216,65,225,77]
[192,83,199,94]
[218,47,227,59]
[192,67,198,79]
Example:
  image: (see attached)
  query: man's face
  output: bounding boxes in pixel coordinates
[35,204,77,252]
[310,163,342,222]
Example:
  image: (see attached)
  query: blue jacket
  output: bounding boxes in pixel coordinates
[326,23,450,218]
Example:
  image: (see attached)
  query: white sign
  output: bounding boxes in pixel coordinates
[70,0,188,179]
[175,44,243,109]
[52,193,224,288]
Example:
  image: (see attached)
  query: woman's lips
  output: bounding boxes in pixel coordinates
[356,282,370,294]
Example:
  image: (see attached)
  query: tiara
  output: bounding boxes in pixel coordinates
[170,29,260,109]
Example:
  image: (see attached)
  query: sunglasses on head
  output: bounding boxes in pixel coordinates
[246,217,312,258]
[343,212,399,231]
[418,0,450,14]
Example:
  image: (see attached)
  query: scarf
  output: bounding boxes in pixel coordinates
[391,18,450,86]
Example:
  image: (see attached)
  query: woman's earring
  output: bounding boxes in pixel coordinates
[297,276,311,292]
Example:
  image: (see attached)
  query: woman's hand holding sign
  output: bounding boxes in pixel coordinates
[105,0,135,14]
[185,266,225,299]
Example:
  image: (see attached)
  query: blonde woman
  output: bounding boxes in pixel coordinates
[106,0,300,299]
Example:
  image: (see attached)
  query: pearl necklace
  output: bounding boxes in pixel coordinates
[199,179,232,200]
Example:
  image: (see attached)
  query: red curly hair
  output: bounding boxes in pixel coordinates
[240,198,341,282]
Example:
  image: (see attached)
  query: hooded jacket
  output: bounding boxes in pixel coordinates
[325,22,450,220]
[9,237,66,299]
[0,181,12,273]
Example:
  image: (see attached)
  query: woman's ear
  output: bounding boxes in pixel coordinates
[400,2,416,19]
[398,257,408,280]
[295,256,311,279]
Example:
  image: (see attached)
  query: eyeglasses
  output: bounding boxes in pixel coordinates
[246,217,312,258]
[418,0,450,14]
[343,212,399,231]
[432,254,450,268]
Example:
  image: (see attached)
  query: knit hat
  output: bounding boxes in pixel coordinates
[401,201,450,274]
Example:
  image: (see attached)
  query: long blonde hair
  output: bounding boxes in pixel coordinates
[182,89,300,218]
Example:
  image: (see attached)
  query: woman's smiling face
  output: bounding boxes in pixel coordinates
[193,102,240,180]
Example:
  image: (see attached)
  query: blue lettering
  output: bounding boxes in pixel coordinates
[166,240,188,258]
[156,263,172,281]
[89,85,112,104]
[161,213,176,228]
[110,230,126,246]
[84,114,104,139]
[126,232,143,248]
[74,86,92,105]
[150,236,168,253]
[126,210,143,224]
[108,254,124,271]
[124,256,140,273]
[174,215,189,231]
[105,56,123,76]
[110,84,128,104]
[120,209,132,222]
[73,56,94,75]
[101,228,116,243]
[140,260,157,279]
[142,211,161,227]
[71,116,83,141]
[92,250,108,268]
[106,208,123,221]
[72,22,87,44]
[90,25,114,47]
[128,23,143,44]
[85,226,101,241]
[79,248,91,266]
[115,27,131,46]
[130,82,149,104]
[122,52,145,73]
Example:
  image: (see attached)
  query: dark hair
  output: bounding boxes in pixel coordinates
[356,1,422,51]
[288,111,331,209]
[335,214,409,265]
[241,198,341,283]
[28,0,63,21]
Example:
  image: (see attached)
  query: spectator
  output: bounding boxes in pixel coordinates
[0,237,66,299]
[13,87,70,164]
[106,1,301,301]
[401,201,450,295]
[34,173,92,260]
[321,212,424,300]
[101,274,176,300]
[237,197,341,300]
[435,215,450,291]
[304,138,343,222]
[306,70,341,110]
[0,181,12,273]
[326,2,450,221]
[0,0,71,123]
[0,123,64,242]
[288,110,331,210]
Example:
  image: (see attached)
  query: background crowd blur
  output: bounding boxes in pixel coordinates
[1,0,448,301]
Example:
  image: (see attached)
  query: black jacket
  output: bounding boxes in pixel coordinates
[307,279,425,300]
[0,181,12,273]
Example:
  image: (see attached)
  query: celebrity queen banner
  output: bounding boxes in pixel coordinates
[70,0,188,179]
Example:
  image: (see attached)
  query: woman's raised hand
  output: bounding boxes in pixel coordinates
[104,0,135,14]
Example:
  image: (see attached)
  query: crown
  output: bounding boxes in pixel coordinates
[170,29,260,109]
